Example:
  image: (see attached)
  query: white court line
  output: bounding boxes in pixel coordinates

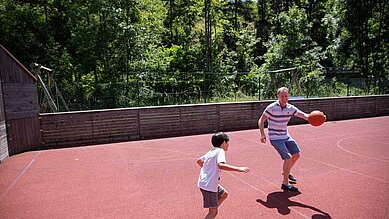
[337,137,389,163]
[24,146,197,169]
[226,172,267,195]
[230,133,389,184]
[117,145,198,157]
[0,151,41,199]
[145,154,179,161]
[133,157,195,164]
[303,156,389,184]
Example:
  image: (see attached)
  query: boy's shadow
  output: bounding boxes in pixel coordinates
[256,191,331,218]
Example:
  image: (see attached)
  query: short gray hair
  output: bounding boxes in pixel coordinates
[277,87,289,95]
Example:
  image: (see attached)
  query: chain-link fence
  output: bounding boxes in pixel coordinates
[36,71,387,113]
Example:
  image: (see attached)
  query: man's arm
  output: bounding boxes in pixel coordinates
[258,114,268,143]
[218,162,249,173]
[296,111,309,121]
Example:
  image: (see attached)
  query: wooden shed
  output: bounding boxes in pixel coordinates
[0,44,41,160]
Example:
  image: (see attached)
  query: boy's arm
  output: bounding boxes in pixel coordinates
[218,162,249,173]
[197,158,204,167]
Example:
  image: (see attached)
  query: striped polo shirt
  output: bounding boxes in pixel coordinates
[262,100,303,140]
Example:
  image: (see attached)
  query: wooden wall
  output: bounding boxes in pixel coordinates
[0,45,41,155]
[40,95,389,149]
[0,77,9,163]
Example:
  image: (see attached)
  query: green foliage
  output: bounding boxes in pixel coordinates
[0,0,387,111]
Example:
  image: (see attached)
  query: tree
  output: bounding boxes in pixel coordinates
[260,5,325,98]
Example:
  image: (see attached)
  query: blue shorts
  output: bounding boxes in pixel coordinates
[270,137,301,160]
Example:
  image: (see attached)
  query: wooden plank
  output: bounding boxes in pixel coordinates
[376,96,389,116]
[354,98,376,116]
[181,110,219,133]
[2,83,37,92]
[331,98,354,119]
[0,121,9,162]
[0,78,4,122]
[6,118,41,155]
[40,109,141,148]
[5,111,39,120]
[2,83,39,120]
[219,103,257,130]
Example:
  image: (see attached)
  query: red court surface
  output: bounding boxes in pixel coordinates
[1,116,389,219]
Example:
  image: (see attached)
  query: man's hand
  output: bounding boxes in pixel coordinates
[258,115,268,144]
[260,135,267,143]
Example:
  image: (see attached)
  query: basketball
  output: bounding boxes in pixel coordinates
[308,110,326,126]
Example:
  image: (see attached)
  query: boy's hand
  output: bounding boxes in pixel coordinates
[239,167,250,173]
[197,159,204,167]
[219,163,249,173]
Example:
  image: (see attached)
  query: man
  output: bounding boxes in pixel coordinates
[258,87,309,191]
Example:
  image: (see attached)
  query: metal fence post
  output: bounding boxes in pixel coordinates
[258,75,261,100]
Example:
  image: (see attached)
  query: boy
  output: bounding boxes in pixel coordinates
[197,132,250,219]
[258,87,309,192]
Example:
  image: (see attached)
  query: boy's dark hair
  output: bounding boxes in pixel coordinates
[211,132,229,147]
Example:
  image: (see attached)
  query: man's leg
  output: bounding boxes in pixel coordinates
[283,158,292,185]
[286,138,301,180]
[271,139,299,191]
[289,153,300,177]
[281,158,298,191]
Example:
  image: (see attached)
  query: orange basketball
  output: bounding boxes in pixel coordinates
[308,110,326,126]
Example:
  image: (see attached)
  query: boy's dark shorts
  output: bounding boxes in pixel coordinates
[200,185,226,208]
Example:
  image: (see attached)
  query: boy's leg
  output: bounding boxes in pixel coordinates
[217,185,228,206]
[204,186,228,219]
[200,188,219,219]
[205,208,218,219]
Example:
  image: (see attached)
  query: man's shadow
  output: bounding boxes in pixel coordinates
[257,191,331,218]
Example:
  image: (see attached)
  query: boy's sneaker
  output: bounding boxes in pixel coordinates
[288,174,297,182]
[281,184,299,192]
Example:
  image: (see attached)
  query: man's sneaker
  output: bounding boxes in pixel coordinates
[289,174,297,182]
[281,184,299,192]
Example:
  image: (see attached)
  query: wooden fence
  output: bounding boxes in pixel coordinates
[39,95,389,149]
